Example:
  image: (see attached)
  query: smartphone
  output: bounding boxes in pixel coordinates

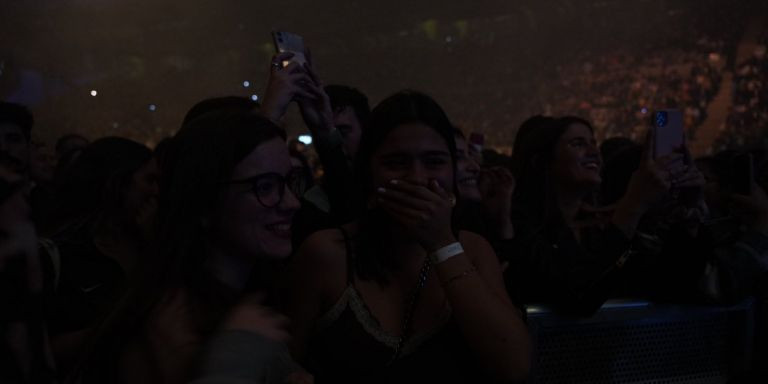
[271,31,307,68]
[652,109,685,159]
[732,153,753,195]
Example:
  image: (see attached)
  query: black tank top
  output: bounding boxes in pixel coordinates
[305,228,490,384]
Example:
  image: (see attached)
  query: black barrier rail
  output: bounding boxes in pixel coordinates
[525,299,756,383]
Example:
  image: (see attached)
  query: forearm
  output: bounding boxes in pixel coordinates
[611,198,647,238]
[259,101,285,125]
[435,254,530,382]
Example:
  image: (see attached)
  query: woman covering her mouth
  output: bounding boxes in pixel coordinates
[282,90,531,384]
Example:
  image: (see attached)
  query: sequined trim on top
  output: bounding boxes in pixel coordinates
[314,285,453,358]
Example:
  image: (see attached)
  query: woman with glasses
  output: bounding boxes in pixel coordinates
[282,91,531,384]
[74,111,307,384]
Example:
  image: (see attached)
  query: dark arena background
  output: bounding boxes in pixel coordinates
[1,0,765,154]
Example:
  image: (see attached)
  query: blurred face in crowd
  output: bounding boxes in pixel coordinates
[334,106,363,160]
[551,123,602,190]
[454,134,482,201]
[123,158,160,220]
[0,123,30,176]
[57,136,88,161]
[29,142,55,184]
[215,137,300,260]
[371,122,454,195]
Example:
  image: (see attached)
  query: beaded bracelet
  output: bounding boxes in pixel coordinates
[441,266,478,288]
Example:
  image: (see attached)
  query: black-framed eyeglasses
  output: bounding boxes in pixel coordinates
[221,168,307,208]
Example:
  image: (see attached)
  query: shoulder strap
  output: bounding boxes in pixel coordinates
[338,227,355,285]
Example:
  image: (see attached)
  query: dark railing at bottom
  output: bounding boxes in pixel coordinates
[525,298,758,383]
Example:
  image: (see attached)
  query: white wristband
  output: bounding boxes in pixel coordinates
[429,242,464,264]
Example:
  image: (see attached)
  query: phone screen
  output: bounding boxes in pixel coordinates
[652,109,685,159]
[272,31,307,68]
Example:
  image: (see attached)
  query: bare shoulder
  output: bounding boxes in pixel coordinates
[288,226,355,311]
[291,225,359,293]
[294,227,350,270]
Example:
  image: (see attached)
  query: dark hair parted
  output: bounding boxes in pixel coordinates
[324,84,371,126]
[351,90,457,284]
[51,137,152,235]
[511,115,594,235]
[155,112,285,291]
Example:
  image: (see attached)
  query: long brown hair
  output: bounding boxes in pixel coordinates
[511,115,595,237]
[75,111,285,383]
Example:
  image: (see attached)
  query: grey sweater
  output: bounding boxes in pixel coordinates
[189,330,305,384]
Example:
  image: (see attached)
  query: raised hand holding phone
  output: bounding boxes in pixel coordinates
[624,127,680,209]
[261,31,315,122]
[611,127,678,237]
[261,31,335,137]
[375,179,457,252]
[272,31,308,68]
[295,57,335,135]
[260,51,315,123]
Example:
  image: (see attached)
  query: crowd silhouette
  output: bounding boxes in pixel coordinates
[2,26,768,384]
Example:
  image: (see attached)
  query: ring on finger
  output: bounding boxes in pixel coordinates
[271,61,282,69]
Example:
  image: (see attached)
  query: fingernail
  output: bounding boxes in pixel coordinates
[389,179,399,185]
[377,187,386,193]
